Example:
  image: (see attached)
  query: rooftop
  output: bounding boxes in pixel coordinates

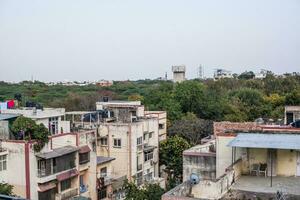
[1,107,65,119]
[0,113,20,121]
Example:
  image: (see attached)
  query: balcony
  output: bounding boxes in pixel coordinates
[56,188,78,200]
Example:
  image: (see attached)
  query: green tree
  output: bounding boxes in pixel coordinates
[123,180,164,200]
[168,114,213,145]
[0,182,14,196]
[159,136,190,181]
[238,71,255,80]
[11,116,49,152]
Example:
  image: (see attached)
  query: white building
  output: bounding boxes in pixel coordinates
[1,107,70,135]
[213,69,233,80]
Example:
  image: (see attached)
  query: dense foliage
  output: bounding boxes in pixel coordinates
[123,180,165,200]
[11,116,49,152]
[0,182,14,196]
[1,73,299,123]
[159,135,191,181]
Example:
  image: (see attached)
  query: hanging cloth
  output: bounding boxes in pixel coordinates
[0,102,8,110]
[7,100,15,108]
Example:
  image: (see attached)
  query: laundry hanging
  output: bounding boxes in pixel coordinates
[0,102,8,110]
[7,100,15,108]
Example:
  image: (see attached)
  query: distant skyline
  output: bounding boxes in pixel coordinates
[0,0,299,82]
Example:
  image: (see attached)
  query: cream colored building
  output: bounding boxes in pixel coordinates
[95,101,165,199]
[163,122,300,200]
[2,107,70,135]
[0,130,115,200]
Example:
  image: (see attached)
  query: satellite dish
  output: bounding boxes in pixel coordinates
[189,173,200,185]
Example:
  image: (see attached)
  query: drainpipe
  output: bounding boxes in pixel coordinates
[128,125,132,181]
[25,142,31,199]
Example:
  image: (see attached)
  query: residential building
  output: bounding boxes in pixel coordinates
[95,101,165,198]
[0,130,115,200]
[144,111,167,141]
[213,69,233,80]
[285,106,300,125]
[2,107,70,135]
[172,65,186,83]
[163,121,300,200]
[96,80,113,87]
[0,113,20,139]
[255,69,268,79]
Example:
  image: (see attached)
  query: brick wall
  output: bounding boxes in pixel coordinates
[213,122,262,136]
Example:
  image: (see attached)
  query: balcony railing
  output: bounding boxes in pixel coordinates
[37,166,76,178]
[56,188,78,200]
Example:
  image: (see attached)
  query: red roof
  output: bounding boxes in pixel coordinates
[56,169,79,181]
[79,145,91,154]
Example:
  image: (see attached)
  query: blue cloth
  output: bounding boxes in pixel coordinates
[0,102,7,110]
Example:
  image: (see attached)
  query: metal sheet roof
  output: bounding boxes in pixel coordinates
[228,133,300,150]
[36,145,78,159]
[97,156,115,165]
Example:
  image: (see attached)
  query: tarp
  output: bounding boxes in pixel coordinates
[228,133,300,150]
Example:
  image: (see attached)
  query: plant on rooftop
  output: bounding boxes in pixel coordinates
[11,116,49,152]
[123,180,164,200]
[0,182,14,196]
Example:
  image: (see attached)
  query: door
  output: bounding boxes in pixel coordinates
[296,152,300,176]
[286,112,294,124]
[267,149,277,176]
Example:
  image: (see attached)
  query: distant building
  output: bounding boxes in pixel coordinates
[255,69,268,79]
[96,80,113,87]
[285,106,300,125]
[172,65,186,83]
[213,69,232,80]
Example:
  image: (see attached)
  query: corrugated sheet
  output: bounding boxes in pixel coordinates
[36,145,78,159]
[228,133,300,149]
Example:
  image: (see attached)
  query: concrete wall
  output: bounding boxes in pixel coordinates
[277,149,297,176]
[0,121,9,139]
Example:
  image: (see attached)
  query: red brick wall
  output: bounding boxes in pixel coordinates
[213,122,262,136]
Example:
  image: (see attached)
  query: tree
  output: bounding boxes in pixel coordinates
[0,182,14,196]
[238,71,255,80]
[128,94,144,102]
[123,180,164,200]
[11,116,49,152]
[168,113,213,145]
[159,136,190,181]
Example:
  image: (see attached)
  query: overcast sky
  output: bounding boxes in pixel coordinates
[0,0,299,82]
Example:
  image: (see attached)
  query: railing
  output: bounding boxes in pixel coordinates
[276,191,287,200]
[56,188,78,200]
[37,166,75,178]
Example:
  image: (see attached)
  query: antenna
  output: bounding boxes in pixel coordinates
[198,65,204,80]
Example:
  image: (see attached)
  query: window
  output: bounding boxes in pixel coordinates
[113,139,121,148]
[136,137,143,146]
[61,178,71,191]
[144,151,153,162]
[149,132,153,139]
[0,155,7,171]
[100,167,107,177]
[159,123,165,130]
[100,137,108,146]
[79,152,90,164]
[98,187,107,199]
[49,117,59,135]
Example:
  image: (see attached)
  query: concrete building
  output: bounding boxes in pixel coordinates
[163,122,300,200]
[144,111,167,141]
[95,101,165,199]
[285,106,300,125]
[213,69,233,80]
[1,107,70,135]
[0,130,115,200]
[172,65,186,83]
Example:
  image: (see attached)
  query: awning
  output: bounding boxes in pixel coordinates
[97,156,115,165]
[143,145,156,152]
[56,169,79,181]
[36,146,78,159]
[38,182,56,192]
[228,133,300,150]
[79,145,91,154]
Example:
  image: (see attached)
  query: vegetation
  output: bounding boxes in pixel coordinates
[123,180,165,200]
[11,116,49,152]
[159,135,191,182]
[0,182,14,196]
[1,73,299,124]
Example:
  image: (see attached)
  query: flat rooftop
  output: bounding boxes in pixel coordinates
[232,176,300,196]
[1,107,65,119]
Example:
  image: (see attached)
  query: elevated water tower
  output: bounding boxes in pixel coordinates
[172,65,186,83]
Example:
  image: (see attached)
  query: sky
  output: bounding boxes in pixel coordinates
[0,0,299,82]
